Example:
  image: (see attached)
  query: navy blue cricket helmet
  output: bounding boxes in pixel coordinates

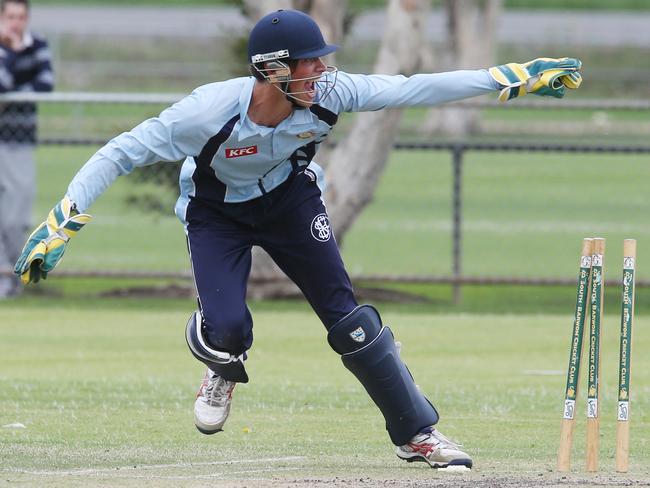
[248,10,338,64]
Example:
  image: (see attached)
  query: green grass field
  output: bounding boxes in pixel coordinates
[1,304,649,486]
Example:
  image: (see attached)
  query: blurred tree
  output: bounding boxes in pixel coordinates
[242,0,293,21]
[244,0,351,293]
[246,0,429,297]
[421,0,502,137]
[323,0,429,241]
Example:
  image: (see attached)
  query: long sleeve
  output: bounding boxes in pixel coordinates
[324,69,498,113]
[66,88,218,212]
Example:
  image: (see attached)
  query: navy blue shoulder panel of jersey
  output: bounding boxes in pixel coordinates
[284,105,337,174]
[192,114,240,202]
[288,140,317,169]
[309,104,338,127]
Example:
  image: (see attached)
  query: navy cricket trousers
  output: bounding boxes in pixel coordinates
[185,168,358,356]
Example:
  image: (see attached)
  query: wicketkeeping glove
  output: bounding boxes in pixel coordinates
[488,57,582,102]
[14,196,92,284]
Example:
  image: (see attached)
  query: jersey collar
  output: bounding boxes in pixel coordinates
[237,77,317,141]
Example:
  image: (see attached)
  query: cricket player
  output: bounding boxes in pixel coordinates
[14,9,582,469]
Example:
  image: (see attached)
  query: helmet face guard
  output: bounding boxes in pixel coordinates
[251,53,338,104]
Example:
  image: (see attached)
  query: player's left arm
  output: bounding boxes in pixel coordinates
[326,70,498,112]
[325,57,582,112]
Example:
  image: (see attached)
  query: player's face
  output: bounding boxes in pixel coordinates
[0,2,28,38]
[288,57,327,107]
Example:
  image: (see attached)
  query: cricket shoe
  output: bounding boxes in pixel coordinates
[396,429,473,469]
[194,368,235,435]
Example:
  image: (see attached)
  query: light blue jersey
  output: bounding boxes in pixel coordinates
[66,70,497,224]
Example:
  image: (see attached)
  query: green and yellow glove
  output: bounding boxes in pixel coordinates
[14,196,92,284]
[488,57,582,102]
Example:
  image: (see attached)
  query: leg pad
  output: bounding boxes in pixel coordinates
[185,311,249,383]
[328,305,439,446]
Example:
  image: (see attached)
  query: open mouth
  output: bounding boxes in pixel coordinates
[304,81,316,98]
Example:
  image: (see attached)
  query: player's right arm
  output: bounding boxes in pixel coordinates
[67,87,218,212]
[14,83,225,284]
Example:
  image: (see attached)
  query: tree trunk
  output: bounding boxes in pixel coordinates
[246,0,348,296]
[420,0,502,137]
[247,0,427,297]
[307,0,347,66]
[324,0,428,241]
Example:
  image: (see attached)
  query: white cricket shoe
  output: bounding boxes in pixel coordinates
[194,369,235,435]
[396,429,473,469]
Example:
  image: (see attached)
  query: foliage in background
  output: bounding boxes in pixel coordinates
[128,165,181,214]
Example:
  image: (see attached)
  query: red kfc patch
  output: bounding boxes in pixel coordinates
[225,146,258,158]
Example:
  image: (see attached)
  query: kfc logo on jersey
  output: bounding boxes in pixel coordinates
[225,146,258,158]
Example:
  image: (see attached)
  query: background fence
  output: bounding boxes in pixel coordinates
[1,92,649,302]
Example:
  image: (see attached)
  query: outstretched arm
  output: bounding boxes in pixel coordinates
[14,86,215,284]
[328,69,499,112]
[326,57,582,112]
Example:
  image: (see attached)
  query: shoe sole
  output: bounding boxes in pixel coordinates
[195,424,224,435]
[193,397,231,436]
[398,454,473,469]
